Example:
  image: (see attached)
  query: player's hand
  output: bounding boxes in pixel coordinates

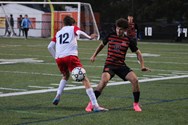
[90,56,96,63]
[141,67,151,72]
[90,34,98,40]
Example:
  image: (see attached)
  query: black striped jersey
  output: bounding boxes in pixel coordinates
[102,32,138,66]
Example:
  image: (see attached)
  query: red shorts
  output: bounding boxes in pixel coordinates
[56,55,83,75]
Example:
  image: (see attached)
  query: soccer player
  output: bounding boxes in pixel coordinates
[85,18,150,112]
[21,14,32,39]
[47,16,108,112]
[127,14,137,45]
[18,15,24,37]
[9,14,16,36]
[4,16,10,36]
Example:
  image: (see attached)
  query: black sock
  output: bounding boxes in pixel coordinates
[133,91,140,103]
[94,90,101,99]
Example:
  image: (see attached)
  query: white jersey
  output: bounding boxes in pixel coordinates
[52,26,80,58]
[48,26,91,59]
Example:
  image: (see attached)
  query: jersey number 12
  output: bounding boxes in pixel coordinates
[59,33,69,44]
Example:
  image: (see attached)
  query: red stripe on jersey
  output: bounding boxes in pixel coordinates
[74,26,80,35]
[127,22,136,38]
[104,34,131,66]
[109,36,129,43]
[108,51,125,59]
[51,33,57,42]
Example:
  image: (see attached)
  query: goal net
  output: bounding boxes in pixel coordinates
[0,1,100,39]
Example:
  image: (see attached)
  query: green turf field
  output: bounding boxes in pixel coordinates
[0,38,188,125]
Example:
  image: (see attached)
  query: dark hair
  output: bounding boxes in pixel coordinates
[115,18,128,29]
[128,12,133,17]
[63,16,76,26]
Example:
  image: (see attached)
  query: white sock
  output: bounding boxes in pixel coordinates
[56,79,67,97]
[86,88,99,107]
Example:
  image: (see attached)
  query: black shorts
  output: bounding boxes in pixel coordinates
[103,64,132,81]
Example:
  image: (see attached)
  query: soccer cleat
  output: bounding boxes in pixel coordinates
[133,102,142,112]
[85,102,93,112]
[52,95,60,105]
[93,105,109,112]
[52,98,60,105]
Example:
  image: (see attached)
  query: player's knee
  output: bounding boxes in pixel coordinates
[63,73,70,80]
[130,77,138,84]
[101,79,109,85]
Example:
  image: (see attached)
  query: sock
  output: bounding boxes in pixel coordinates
[56,79,67,96]
[133,91,140,103]
[86,88,99,107]
[94,90,101,99]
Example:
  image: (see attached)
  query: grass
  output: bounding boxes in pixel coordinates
[0,37,188,125]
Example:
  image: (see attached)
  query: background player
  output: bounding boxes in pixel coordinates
[47,16,108,112]
[85,18,150,112]
[21,14,32,39]
[127,14,137,45]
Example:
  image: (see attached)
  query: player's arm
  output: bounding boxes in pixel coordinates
[135,49,150,71]
[90,42,105,62]
[47,41,56,58]
[29,20,33,29]
[90,33,110,62]
[74,26,97,40]
[129,38,150,72]
[76,30,97,40]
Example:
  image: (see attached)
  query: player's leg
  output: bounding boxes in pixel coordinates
[69,56,108,112]
[53,72,69,105]
[23,28,27,39]
[4,27,8,36]
[53,57,69,105]
[22,29,24,36]
[94,65,114,99]
[125,71,142,112]
[94,72,111,98]
[25,28,28,39]
[19,27,22,36]
[85,72,111,112]
[83,76,108,112]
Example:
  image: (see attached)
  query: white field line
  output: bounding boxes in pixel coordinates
[35,60,188,65]
[0,87,27,91]
[65,84,77,87]
[140,42,188,46]
[0,75,188,97]
[50,84,76,87]
[142,75,165,78]
[0,70,61,77]
[28,86,54,89]
[1,68,188,77]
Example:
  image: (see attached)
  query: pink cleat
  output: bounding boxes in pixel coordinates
[85,101,109,112]
[133,102,142,112]
[85,102,93,112]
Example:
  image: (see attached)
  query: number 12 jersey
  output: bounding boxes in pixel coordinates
[51,26,80,58]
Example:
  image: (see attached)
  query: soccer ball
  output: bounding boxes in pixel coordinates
[71,67,86,82]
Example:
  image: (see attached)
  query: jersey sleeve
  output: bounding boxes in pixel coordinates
[102,36,109,46]
[102,32,115,46]
[129,38,138,52]
[51,33,57,42]
[74,26,80,35]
